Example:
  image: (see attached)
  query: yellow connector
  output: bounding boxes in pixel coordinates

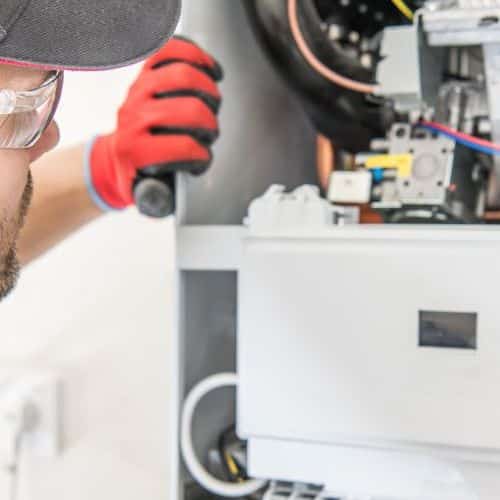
[365,154,413,178]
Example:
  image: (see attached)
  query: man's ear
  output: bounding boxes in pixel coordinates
[29,121,60,162]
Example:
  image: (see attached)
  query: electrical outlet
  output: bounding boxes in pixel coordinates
[0,373,62,458]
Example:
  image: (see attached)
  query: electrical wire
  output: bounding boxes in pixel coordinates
[181,373,267,498]
[390,0,414,21]
[287,0,377,94]
[7,432,23,500]
[3,401,37,500]
[218,426,248,483]
[419,121,500,156]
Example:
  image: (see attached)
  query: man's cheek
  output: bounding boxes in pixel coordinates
[0,150,31,214]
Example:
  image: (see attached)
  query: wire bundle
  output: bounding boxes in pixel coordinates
[287,0,500,157]
[287,0,416,93]
[419,121,500,156]
[287,0,377,94]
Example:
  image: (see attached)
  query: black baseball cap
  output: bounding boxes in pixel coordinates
[0,0,181,71]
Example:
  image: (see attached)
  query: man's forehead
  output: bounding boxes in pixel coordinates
[0,63,49,91]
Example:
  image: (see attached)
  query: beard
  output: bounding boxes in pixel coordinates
[0,172,33,301]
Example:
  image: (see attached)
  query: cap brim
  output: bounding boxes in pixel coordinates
[0,0,181,71]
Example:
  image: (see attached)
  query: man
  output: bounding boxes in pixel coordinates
[0,0,222,300]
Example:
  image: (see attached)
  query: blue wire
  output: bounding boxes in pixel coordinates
[419,124,500,156]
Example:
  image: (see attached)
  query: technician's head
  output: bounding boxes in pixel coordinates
[0,0,181,300]
[0,65,61,299]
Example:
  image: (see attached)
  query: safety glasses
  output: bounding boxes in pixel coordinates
[0,71,63,149]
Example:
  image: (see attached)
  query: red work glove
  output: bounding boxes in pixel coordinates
[85,36,223,211]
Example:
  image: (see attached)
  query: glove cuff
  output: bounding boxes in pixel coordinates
[84,135,127,212]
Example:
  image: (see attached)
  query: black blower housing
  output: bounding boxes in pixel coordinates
[243,0,403,153]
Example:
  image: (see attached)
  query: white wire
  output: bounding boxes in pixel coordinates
[4,407,32,500]
[180,373,268,498]
[8,432,23,500]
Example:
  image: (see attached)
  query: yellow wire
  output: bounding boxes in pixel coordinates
[224,452,241,477]
[390,0,414,21]
[224,452,246,483]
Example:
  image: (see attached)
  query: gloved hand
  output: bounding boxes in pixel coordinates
[85,36,223,211]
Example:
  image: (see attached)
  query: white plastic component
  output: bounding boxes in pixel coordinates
[327,170,372,204]
[250,439,476,500]
[457,0,500,6]
[245,185,334,236]
[236,220,500,499]
[0,373,61,458]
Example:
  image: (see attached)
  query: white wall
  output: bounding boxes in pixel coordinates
[0,66,175,499]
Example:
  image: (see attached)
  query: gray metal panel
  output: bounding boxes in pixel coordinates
[177,0,317,226]
[378,25,421,111]
[174,2,318,498]
[180,271,237,484]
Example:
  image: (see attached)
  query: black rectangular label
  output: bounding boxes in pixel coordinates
[419,311,477,350]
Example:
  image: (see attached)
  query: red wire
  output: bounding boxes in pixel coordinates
[421,120,500,151]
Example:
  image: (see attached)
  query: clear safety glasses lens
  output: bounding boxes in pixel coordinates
[0,71,62,149]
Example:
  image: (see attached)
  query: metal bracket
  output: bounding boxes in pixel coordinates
[483,43,500,207]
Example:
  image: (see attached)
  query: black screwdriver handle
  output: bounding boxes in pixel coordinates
[133,175,175,219]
